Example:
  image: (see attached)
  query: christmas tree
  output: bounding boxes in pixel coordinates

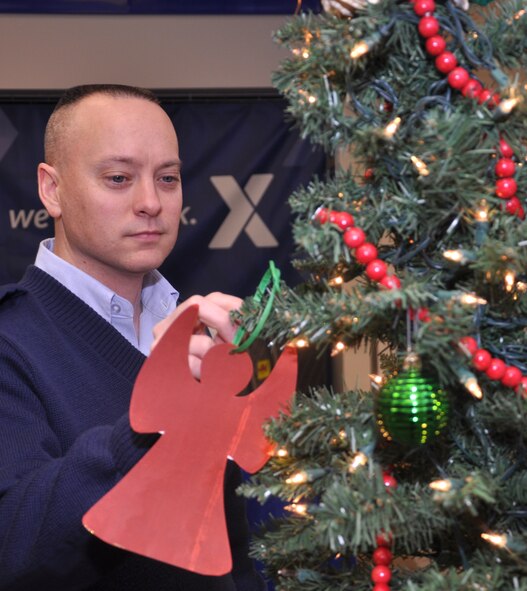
[236,0,527,589]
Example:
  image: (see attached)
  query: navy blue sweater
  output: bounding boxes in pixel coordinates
[0,266,264,591]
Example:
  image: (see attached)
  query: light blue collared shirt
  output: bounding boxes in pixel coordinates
[35,238,179,355]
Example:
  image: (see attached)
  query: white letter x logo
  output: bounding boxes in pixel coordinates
[208,175,278,249]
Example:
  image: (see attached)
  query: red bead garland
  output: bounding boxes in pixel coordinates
[372,528,394,590]
[413,0,524,221]
[314,208,401,290]
[459,340,526,394]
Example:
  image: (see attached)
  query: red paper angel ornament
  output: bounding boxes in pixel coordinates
[83,305,298,575]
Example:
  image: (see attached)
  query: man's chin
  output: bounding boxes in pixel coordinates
[125,254,170,276]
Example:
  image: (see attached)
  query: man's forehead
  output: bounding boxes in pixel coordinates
[64,95,177,142]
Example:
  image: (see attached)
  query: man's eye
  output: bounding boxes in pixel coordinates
[161,175,178,183]
[111,175,126,184]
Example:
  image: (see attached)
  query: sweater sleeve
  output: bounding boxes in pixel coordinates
[0,338,153,590]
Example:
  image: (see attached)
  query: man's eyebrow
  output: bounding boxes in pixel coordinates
[96,157,182,169]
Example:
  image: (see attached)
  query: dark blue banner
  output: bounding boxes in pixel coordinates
[0,95,325,299]
[0,0,321,14]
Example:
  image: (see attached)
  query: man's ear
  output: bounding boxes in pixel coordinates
[38,163,62,219]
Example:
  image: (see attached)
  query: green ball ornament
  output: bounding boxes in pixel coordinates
[376,355,449,446]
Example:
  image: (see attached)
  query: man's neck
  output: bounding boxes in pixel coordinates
[53,240,146,330]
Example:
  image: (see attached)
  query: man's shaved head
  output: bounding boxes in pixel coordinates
[44,84,160,165]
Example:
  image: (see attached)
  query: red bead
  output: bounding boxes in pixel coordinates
[418,16,440,38]
[435,52,457,74]
[355,243,378,265]
[447,67,470,90]
[380,275,401,290]
[366,259,388,281]
[373,585,391,591]
[478,89,500,107]
[478,89,491,103]
[495,178,517,199]
[495,158,516,178]
[314,207,329,224]
[372,565,392,584]
[515,377,527,397]
[501,366,523,388]
[499,138,514,158]
[505,196,520,215]
[343,227,366,249]
[473,349,492,371]
[334,211,355,230]
[486,358,506,381]
[329,210,339,224]
[413,0,435,15]
[425,35,446,56]
[364,168,375,180]
[383,472,398,489]
[417,307,431,322]
[373,546,393,565]
[375,531,392,547]
[459,336,478,356]
[461,79,482,99]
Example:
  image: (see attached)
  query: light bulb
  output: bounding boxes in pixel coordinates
[290,336,309,348]
[481,532,507,547]
[457,293,487,306]
[464,376,483,400]
[284,503,308,515]
[286,471,308,484]
[331,341,346,356]
[504,271,515,292]
[383,117,401,139]
[350,41,369,59]
[410,155,430,176]
[443,249,464,263]
[348,452,368,472]
[429,479,452,492]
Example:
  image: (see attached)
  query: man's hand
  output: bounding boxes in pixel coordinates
[151,292,243,379]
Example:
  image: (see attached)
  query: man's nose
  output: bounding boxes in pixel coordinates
[134,179,162,216]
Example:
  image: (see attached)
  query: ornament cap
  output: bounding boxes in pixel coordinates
[403,351,421,371]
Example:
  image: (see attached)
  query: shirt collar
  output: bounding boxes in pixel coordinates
[34,238,179,326]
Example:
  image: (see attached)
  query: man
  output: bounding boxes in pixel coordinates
[0,85,264,590]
